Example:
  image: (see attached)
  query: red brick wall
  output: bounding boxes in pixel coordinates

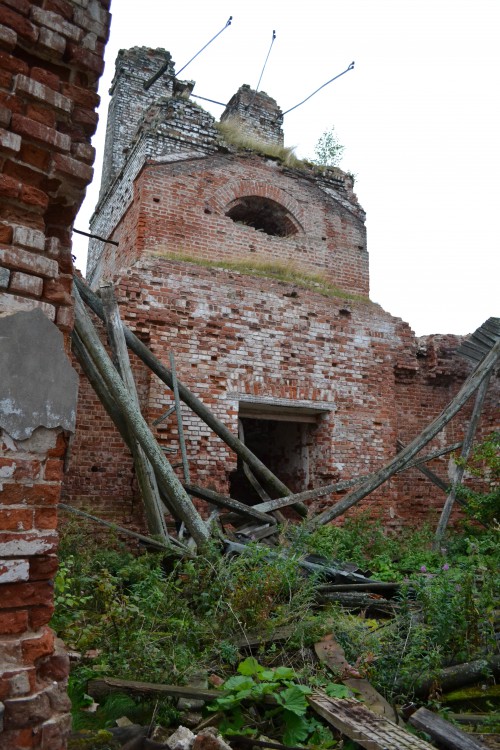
[65,257,499,531]
[95,153,369,297]
[0,1,110,747]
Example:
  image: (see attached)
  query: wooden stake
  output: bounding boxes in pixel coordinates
[434,372,492,544]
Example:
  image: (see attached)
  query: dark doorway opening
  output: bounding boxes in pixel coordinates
[229,416,312,505]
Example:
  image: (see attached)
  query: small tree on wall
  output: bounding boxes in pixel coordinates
[312,126,345,167]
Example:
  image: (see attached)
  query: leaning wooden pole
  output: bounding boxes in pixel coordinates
[72,329,177,520]
[434,371,492,544]
[100,283,169,541]
[74,275,307,517]
[309,338,500,528]
[73,286,210,546]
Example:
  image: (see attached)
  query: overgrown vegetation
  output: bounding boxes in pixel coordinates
[153,252,370,303]
[55,513,499,737]
[456,431,500,524]
[216,118,304,168]
[311,126,345,168]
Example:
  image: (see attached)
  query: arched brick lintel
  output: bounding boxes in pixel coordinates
[210,180,306,233]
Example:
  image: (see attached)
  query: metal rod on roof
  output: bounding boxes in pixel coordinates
[282,61,355,117]
[254,30,276,94]
[191,94,226,106]
[176,16,233,77]
[73,228,119,246]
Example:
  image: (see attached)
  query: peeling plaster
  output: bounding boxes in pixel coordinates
[0,309,78,440]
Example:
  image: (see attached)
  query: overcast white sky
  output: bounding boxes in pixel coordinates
[73,0,499,337]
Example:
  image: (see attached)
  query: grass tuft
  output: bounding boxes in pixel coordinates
[215,119,303,168]
[152,250,370,303]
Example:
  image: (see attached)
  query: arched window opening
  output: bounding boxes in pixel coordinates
[225,196,299,238]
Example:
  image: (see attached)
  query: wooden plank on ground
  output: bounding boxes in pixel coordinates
[87,677,220,702]
[308,691,435,750]
[314,634,397,721]
[409,706,487,750]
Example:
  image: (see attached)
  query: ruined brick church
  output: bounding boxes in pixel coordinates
[64,46,498,529]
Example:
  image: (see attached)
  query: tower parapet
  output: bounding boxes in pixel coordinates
[221,85,284,146]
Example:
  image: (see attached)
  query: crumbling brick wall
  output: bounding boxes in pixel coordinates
[65,257,500,530]
[0,1,110,747]
[64,45,499,536]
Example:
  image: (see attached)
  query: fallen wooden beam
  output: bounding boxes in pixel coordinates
[400,655,500,697]
[252,441,462,514]
[87,676,277,707]
[308,691,435,749]
[71,329,176,520]
[58,503,189,554]
[100,282,169,541]
[87,677,220,702]
[184,484,276,526]
[314,634,397,721]
[435,371,492,543]
[317,591,395,615]
[409,706,487,750]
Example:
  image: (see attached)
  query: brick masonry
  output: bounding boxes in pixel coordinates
[62,46,499,533]
[64,256,499,529]
[0,1,110,747]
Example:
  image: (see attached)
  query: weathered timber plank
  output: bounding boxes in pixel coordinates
[58,503,189,554]
[435,371,492,542]
[185,484,276,525]
[308,692,435,750]
[87,677,220,701]
[253,441,462,514]
[170,351,190,484]
[100,282,169,541]
[314,634,397,721]
[399,655,500,697]
[409,707,487,750]
[87,677,278,707]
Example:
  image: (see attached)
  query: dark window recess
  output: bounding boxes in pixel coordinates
[225,196,299,237]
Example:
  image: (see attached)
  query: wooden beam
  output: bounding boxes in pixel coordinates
[435,372,492,543]
[100,282,169,541]
[253,442,463,514]
[72,329,177,519]
[396,440,489,530]
[58,503,189,555]
[409,707,487,750]
[308,692,435,749]
[170,351,190,484]
[309,338,500,528]
[184,483,276,526]
[404,655,500,698]
[87,677,220,702]
[73,286,210,546]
